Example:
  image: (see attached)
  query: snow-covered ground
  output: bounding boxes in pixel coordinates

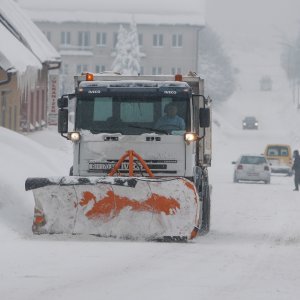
[1,57,300,299]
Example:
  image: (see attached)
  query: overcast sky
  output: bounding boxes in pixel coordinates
[206,0,300,51]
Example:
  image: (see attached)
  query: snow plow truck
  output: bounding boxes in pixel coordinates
[25,72,212,241]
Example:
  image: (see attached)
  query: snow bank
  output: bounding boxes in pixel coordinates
[0,126,72,236]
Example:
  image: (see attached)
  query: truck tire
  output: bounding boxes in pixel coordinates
[200,184,211,235]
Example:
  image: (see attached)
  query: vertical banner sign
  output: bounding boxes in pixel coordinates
[47,74,59,125]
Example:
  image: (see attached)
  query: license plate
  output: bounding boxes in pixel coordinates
[89,162,115,170]
[89,162,142,171]
[247,173,259,176]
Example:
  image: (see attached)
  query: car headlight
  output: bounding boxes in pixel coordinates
[255,122,258,126]
[68,131,81,142]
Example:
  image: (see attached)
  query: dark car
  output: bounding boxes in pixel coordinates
[242,116,258,130]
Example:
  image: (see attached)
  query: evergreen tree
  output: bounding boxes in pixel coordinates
[111,25,129,74]
[126,20,141,75]
[111,20,142,75]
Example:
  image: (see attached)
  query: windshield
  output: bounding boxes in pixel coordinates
[267,146,289,157]
[75,94,190,135]
[240,156,267,164]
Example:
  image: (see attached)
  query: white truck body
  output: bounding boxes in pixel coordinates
[71,74,211,179]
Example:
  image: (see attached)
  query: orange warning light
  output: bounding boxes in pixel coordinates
[86,73,94,81]
[175,74,182,81]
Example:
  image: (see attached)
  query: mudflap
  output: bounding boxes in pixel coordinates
[25,176,200,241]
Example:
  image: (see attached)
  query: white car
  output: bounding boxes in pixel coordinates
[233,155,271,184]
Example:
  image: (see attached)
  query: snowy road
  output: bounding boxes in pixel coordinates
[1,73,300,299]
[2,124,300,300]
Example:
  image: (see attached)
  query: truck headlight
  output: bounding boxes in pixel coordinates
[184,132,200,144]
[68,131,81,142]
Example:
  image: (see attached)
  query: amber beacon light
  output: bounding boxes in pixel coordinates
[86,73,94,81]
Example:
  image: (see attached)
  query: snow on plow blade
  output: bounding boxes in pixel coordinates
[25,176,200,241]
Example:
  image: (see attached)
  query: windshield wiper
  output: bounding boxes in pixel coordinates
[127,124,168,134]
[90,128,123,134]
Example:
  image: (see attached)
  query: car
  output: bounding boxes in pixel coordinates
[264,144,293,176]
[232,154,271,184]
[242,116,258,130]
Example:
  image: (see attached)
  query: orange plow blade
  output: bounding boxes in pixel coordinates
[25,176,200,241]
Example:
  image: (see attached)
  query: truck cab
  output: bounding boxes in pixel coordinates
[59,73,212,181]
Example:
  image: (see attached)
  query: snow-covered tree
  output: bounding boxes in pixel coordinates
[198,26,236,103]
[281,35,300,104]
[111,20,142,75]
[126,20,142,75]
[111,25,129,74]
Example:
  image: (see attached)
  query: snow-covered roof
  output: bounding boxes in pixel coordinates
[0,22,42,72]
[18,0,205,26]
[0,21,41,89]
[0,0,61,65]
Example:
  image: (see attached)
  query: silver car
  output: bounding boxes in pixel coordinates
[233,155,271,184]
[242,116,258,130]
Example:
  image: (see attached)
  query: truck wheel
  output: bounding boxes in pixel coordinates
[200,185,211,235]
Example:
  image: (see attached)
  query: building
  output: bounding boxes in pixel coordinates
[0,0,61,132]
[18,0,205,94]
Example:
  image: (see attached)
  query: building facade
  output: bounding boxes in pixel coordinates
[18,0,205,94]
[0,69,20,131]
[36,22,203,94]
[0,0,61,132]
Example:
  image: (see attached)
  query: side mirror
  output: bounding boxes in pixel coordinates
[57,96,69,109]
[58,109,68,134]
[199,108,210,128]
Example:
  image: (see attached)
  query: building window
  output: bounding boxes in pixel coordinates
[61,31,71,46]
[1,91,7,127]
[14,105,17,131]
[95,65,106,73]
[9,107,12,129]
[172,34,183,47]
[171,67,182,75]
[153,34,163,47]
[152,67,162,75]
[138,33,143,46]
[41,90,45,121]
[36,90,40,125]
[96,32,107,47]
[78,31,90,47]
[77,64,88,74]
